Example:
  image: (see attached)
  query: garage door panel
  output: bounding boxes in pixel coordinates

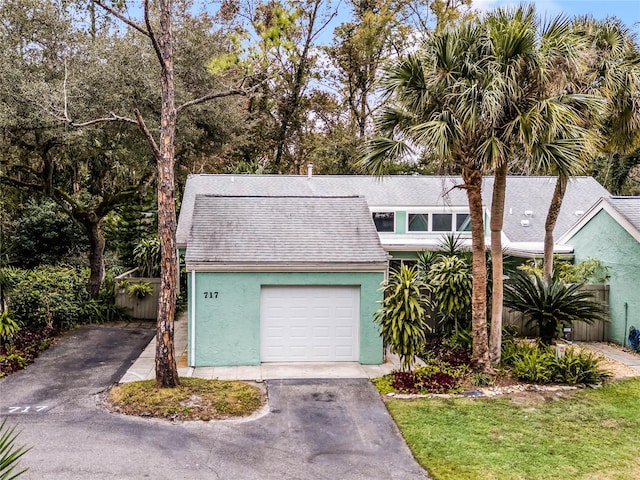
[260,286,360,362]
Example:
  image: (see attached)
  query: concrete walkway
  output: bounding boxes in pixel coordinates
[120,313,403,383]
[577,342,640,373]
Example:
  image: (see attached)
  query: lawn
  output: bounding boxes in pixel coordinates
[386,377,640,480]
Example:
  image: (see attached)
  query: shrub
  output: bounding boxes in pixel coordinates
[0,311,20,344]
[375,265,431,371]
[502,340,608,385]
[133,237,161,277]
[427,256,472,333]
[504,272,607,345]
[5,266,90,330]
[0,417,30,479]
[389,364,463,394]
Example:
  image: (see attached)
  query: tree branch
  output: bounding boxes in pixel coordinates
[134,109,161,159]
[96,171,156,217]
[176,88,247,114]
[67,112,138,128]
[92,1,150,38]
[143,0,166,71]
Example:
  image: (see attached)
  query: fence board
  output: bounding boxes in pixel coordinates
[503,284,609,342]
[115,270,160,320]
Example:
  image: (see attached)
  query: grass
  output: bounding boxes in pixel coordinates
[108,377,264,421]
[386,377,640,480]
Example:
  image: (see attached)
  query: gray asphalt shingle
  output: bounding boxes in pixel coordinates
[185,195,388,267]
[177,174,609,247]
[606,197,640,233]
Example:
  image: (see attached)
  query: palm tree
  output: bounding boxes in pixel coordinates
[361,6,600,370]
[362,20,494,371]
[539,18,640,279]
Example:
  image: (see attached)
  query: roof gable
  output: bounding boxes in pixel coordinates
[560,196,640,244]
[185,195,388,269]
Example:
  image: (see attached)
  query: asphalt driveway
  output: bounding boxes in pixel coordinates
[0,324,428,479]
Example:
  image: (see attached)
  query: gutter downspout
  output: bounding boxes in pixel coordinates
[190,269,196,366]
[624,302,628,347]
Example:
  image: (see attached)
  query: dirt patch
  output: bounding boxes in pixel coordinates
[106,377,266,421]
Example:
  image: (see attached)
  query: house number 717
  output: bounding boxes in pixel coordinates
[203,291,218,299]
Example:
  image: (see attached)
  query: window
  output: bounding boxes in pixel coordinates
[408,213,429,231]
[456,213,471,231]
[372,212,394,232]
[432,213,453,232]
[389,259,417,272]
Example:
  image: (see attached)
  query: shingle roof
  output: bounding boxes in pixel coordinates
[606,197,640,233]
[490,176,610,242]
[177,174,609,247]
[185,195,388,268]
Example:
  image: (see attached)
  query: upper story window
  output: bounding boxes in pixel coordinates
[432,213,453,232]
[408,213,429,231]
[408,211,472,233]
[456,213,472,231]
[372,212,395,232]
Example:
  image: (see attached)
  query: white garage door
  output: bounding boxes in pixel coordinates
[260,286,360,362]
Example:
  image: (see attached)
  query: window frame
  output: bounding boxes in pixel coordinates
[371,211,395,233]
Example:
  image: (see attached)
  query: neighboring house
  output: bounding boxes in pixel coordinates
[560,197,640,346]
[177,174,610,367]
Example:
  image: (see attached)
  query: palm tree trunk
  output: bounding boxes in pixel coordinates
[462,168,492,373]
[543,175,567,280]
[155,0,180,388]
[489,163,507,364]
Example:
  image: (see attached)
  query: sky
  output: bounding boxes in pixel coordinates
[474,1,640,35]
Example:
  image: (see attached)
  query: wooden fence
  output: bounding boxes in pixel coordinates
[502,284,610,342]
[115,268,161,320]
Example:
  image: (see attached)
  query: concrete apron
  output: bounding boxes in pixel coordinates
[120,314,402,383]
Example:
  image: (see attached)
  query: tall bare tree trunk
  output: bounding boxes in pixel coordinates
[543,175,567,281]
[462,168,492,373]
[155,0,179,388]
[489,163,507,364]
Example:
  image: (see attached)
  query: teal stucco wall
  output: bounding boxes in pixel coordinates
[188,271,385,366]
[570,210,640,345]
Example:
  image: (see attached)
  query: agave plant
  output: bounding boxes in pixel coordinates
[375,265,431,371]
[0,418,30,480]
[504,272,607,345]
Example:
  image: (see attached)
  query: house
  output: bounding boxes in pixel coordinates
[560,197,640,346]
[177,174,610,367]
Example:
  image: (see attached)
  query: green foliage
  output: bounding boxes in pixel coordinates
[471,372,494,387]
[428,256,472,331]
[126,282,153,300]
[519,257,610,284]
[8,200,87,269]
[442,328,473,350]
[502,340,608,384]
[0,418,30,480]
[133,237,161,278]
[504,272,607,344]
[106,196,157,270]
[375,265,431,371]
[5,266,90,330]
[0,312,20,343]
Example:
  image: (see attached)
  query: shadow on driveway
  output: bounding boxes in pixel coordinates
[0,325,428,479]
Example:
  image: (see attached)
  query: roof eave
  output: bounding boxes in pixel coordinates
[185,262,389,273]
